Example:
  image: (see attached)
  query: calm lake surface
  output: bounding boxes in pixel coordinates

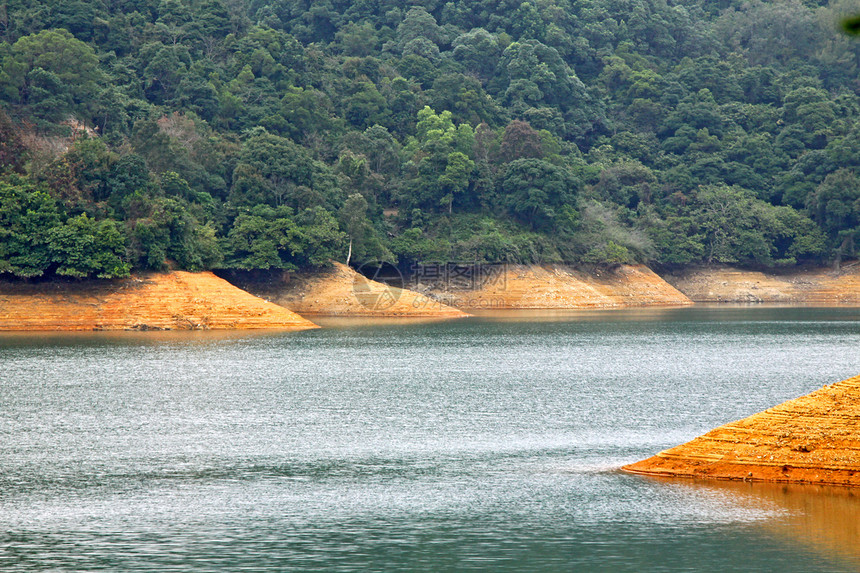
[2,306,860,572]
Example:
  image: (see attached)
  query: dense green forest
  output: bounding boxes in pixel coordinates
[1,0,860,279]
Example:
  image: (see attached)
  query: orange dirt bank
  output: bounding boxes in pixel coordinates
[664,263,860,303]
[420,264,693,309]
[0,271,318,331]
[226,262,469,317]
[623,374,860,487]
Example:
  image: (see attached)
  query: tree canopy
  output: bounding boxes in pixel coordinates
[0,0,858,279]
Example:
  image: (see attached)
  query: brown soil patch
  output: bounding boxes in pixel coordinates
[665,263,860,303]
[623,374,860,487]
[225,262,469,318]
[0,271,318,331]
[419,264,692,309]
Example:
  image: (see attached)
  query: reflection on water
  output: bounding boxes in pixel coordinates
[0,328,296,349]
[467,303,860,322]
[675,479,860,568]
[311,315,467,329]
[2,306,860,571]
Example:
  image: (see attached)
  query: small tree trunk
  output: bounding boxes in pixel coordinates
[835,235,855,271]
[346,237,353,266]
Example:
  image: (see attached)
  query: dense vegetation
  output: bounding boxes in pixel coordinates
[1,0,859,279]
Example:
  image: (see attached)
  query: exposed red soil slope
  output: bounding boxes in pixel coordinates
[664,263,860,303]
[420,264,692,309]
[0,271,318,331]
[226,262,469,317]
[623,374,860,487]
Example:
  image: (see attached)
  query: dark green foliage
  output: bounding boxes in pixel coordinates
[0,176,132,278]
[388,226,451,266]
[647,186,826,267]
[0,29,105,122]
[221,205,344,271]
[0,0,859,277]
[0,177,60,277]
[128,195,222,271]
[500,159,579,230]
[808,169,860,242]
[449,216,562,264]
[107,154,151,212]
[452,28,501,80]
[48,214,131,278]
[842,15,860,35]
[338,192,389,264]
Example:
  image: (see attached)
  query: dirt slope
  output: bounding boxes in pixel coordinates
[0,271,319,331]
[623,373,860,487]
[225,262,469,317]
[419,264,693,309]
[664,263,860,303]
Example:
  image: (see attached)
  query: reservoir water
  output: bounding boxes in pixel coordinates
[2,306,860,571]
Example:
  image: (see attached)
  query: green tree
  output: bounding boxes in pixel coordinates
[691,185,824,266]
[0,29,105,120]
[428,73,506,126]
[494,39,598,140]
[403,106,476,213]
[809,169,860,236]
[48,214,131,278]
[391,7,443,53]
[438,151,475,214]
[229,129,315,208]
[106,154,151,213]
[452,28,501,80]
[336,21,379,57]
[141,42,191,104]
[0,177,61,277]
[221,205,344,270]
[499,159,579,230]
[128,196,222,271]
[280,86,334,140]
[339,192,368,265]
[593,161,657,209]
[808,169,860,264]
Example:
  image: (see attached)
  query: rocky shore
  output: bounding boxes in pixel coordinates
[0,271,319,331]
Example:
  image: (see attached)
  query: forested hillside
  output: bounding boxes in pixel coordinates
[1,0,859,279]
